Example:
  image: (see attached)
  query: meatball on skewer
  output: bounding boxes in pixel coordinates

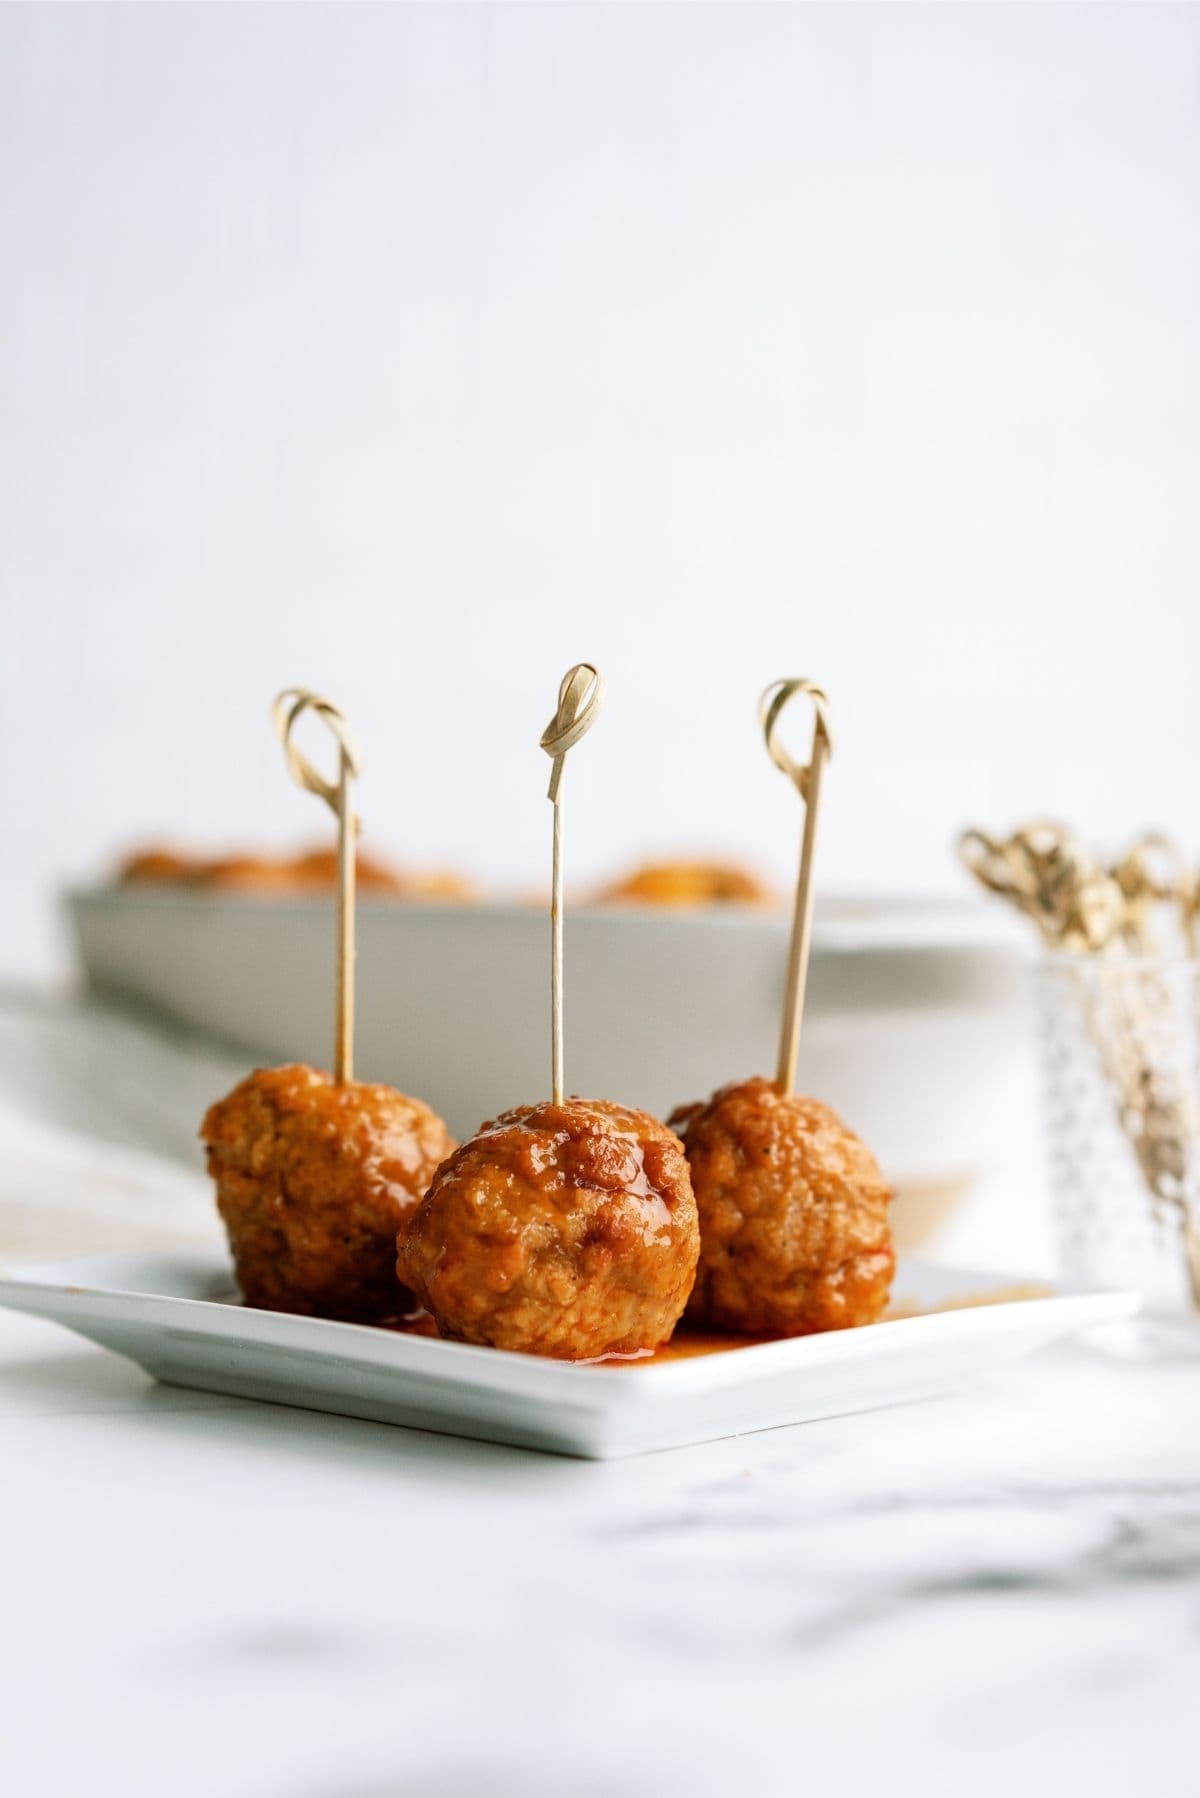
[400,665,700,1360]
[670,1078,893,1337]
[200,689,454,1323]
[673,681,894,1338]
[205,1064,452,1320]
[399,1097,697,1358]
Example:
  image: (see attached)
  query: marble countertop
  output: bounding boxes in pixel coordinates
[2,1302,1196,1798]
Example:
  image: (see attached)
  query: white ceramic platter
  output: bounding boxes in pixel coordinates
[0,1250,1137,1459]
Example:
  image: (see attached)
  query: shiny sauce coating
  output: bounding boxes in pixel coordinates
[367,1286,1053,1361]
[375,1307,770,1362]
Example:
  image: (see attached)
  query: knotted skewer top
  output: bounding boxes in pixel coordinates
[759,678,835,802]
[761,677,835,1097]
[540,663,604,802]
[271,686,362,1084]
[959,822,1197,956]
[958,822,1128,953]
[272,688,363,825]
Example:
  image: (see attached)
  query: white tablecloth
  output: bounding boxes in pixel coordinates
[0,987,243,1258]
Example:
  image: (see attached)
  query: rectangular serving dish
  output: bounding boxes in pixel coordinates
[67,887,1028,1192]
[0,1251,1136,1459]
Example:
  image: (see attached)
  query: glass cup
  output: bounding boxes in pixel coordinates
[1035,952,1200,1344]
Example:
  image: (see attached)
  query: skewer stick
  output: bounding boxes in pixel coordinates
[272,688,363,1085]
[760,678,835,1096]
[539,664,605,1105]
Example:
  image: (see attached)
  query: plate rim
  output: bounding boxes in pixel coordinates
[0,1247,1143,1401]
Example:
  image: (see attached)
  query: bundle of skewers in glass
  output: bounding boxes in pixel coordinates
[961,822,1200,1325]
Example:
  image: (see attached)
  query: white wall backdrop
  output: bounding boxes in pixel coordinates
[1,1,1197,978]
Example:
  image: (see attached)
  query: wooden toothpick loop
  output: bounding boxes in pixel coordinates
[539,663,605,1104]
[540,664,605,802]
[272,687,361,1085]
[759,678,834,800]
[760,678,834,1097]
[272,689,363,824]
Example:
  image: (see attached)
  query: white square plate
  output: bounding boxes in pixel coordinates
[0,1250,1137,1459]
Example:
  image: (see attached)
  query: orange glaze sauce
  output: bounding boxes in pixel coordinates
[377,1307,441,1338]
[321,1283,1056,1358]
[370,1288,1053,1360]
[374,1309,770,1362]
[632,1286,1053,1357]
[591,1327,775,1366]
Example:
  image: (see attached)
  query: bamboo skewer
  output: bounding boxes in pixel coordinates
[759,678,835,1096]
[272,688,363,1085]
[539,664,604,1105]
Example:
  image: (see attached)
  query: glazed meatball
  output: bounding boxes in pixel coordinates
[117,847,197,885]
[670,1076,894,1336]
[596,860,774,909]
[398,1098,700,1359]
[201,1064,455,1322]
[198,856,305,894]
[288,846,405,894]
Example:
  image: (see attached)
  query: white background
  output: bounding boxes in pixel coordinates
[2,1,1197,979]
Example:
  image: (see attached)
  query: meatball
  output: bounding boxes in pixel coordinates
[201,1064,455,1322]
[398,1097,700,1359]
[117,846,197,885]
[288,846,405,893]
[398,868,477,903]
[198,855,304,894]
[595,860,775,909]
[670,1076,894,1336]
